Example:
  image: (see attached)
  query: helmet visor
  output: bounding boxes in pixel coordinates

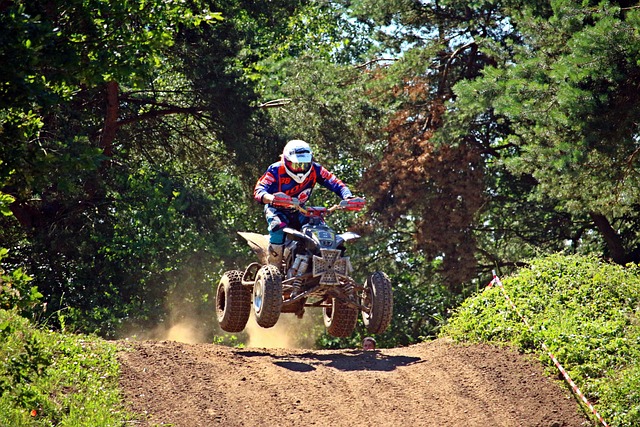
[286,160,311,173]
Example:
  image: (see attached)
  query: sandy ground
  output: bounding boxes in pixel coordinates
[118,338,592,427]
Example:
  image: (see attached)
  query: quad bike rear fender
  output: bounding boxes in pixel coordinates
[237,231,270,265]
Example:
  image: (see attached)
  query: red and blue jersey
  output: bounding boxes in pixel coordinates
[254,161,352,205]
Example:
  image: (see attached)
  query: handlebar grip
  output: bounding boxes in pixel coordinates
[341,197,366,211]
[271,192,293,207]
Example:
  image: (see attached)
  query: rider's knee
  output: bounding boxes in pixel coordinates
[269,229,285,245]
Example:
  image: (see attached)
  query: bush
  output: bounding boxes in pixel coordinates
[441,253,640,427]
[0,309,133,426]
[0,248,43,319]
[0,190,43,319]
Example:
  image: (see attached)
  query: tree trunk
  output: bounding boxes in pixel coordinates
[590,212,628,264]
[101,80,119,158]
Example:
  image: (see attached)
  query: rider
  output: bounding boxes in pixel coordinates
[254,139,359,266]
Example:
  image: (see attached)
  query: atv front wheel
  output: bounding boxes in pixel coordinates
[216,270,251,332]
[252,264,283,328]
[362,271,393,334]
[323,298,358,338]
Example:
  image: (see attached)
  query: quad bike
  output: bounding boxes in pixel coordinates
[215,197,393,338]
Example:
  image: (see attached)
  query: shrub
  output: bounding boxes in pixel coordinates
[0,190,43,319]
[0,309,133,426]
[0,248,43,318]
[442,253,640,427]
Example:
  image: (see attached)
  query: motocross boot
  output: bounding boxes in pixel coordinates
[268,244,284,269]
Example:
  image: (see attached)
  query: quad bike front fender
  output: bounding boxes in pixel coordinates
[284,227,319,250]
[336,231,360,246]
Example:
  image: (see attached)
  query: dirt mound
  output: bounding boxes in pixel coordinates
[118,338,591,427]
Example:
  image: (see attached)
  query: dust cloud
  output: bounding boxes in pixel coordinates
[121,306,324,349]
[119,282,211,344]
[245,309,322,349]
[121,317,208,344]
[151,321,207,344]
[120,281,324,348]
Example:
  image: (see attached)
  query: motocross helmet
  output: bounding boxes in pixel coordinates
[282,139,313,183]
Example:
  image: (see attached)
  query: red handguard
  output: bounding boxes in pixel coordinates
[271,192,293,208]
[343,197,366,211]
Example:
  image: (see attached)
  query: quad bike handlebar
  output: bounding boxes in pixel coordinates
[285,196,366,216]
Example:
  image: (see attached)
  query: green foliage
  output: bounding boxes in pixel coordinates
[442,253,640,426]
[1,16,639,427]
[0,248,42,317]
[0,310,131,426]
[41,164,254,337]
[1,0,219,99]
[260,56,384,174]
[0,192,14,217]
[0,190,42,319]
[212,333,247,348]
[337,0,640,288]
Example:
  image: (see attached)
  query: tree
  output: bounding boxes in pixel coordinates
[324,0,514,286]
[323,0,640,288]
[449,1,640,266]
[0,0,298,335]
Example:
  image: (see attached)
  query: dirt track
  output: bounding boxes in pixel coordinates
[118,338,592,427]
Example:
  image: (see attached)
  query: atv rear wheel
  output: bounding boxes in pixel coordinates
[216,270,251,332]
[361,271,393,334]
[323,298,358,338]
[252,264,283,328]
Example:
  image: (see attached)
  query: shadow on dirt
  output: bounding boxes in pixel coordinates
[273,361,317,372]
[234,349,424,373]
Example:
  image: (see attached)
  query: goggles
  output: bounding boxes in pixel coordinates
[286,161,311,173]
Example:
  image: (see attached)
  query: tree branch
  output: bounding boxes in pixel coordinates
[626,146,640,169]
[116,106,207,127]
[257,98,292,108]
[355,58,398,69]
[439,41,475,96]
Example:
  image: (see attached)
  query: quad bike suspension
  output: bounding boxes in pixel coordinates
[343,280,355,295]
[290,277,303,298]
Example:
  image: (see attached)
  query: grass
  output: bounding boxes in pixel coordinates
[441,253,640,426]
[0,309,133,426]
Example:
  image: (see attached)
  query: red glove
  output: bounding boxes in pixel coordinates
[271,192,293,208]
[342,197,365,211]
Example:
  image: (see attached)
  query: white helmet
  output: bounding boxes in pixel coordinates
[282,139,313,183]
